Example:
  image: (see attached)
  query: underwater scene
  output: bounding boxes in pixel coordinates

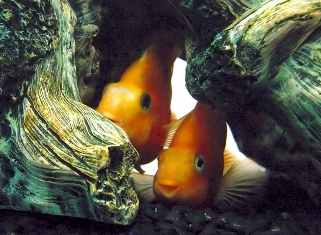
[0,0,321,234]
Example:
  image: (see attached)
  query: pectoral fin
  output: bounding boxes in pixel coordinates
[214,155,268,209]
[130,172,155,204]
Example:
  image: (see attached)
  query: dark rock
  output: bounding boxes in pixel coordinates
[199,224,220,235]
[131,222,156,234]
[217,229,238,235]
[165,205,186,223]
[201,207,219,224]
[142,203,170,221]
[156,220,191,235]
[215,213,246,234]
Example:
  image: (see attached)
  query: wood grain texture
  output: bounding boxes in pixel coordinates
[0,0,139,225]
[183,0,321,204]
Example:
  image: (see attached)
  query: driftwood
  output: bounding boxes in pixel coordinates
[183,0,321,204]
[0,0,139,225]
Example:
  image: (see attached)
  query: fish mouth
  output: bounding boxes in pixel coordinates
[110,120,121,126]
[102,112,122,126]
[154,182,179,197]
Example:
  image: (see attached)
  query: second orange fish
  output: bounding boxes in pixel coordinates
[96,43,181,171]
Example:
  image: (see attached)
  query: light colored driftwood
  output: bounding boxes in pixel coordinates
[0,0,139,225]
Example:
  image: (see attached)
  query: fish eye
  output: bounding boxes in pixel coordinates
[194,154,205,172]
[140,93,151,110]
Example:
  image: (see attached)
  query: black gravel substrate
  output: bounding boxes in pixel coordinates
[1,175,320,235]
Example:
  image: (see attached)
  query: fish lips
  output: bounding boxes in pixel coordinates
[153,181,181,206]
[101,112,122,126]
[154,181,180,198]
[153,179,210,207]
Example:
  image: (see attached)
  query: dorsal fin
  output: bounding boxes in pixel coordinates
[162,115,187,149]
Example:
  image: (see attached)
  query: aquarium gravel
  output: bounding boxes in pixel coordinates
[0,175,320,235]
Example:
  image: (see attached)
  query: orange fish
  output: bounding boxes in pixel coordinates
[130,103,268,208]
[153,101,227,207]
[96,43,181,171]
